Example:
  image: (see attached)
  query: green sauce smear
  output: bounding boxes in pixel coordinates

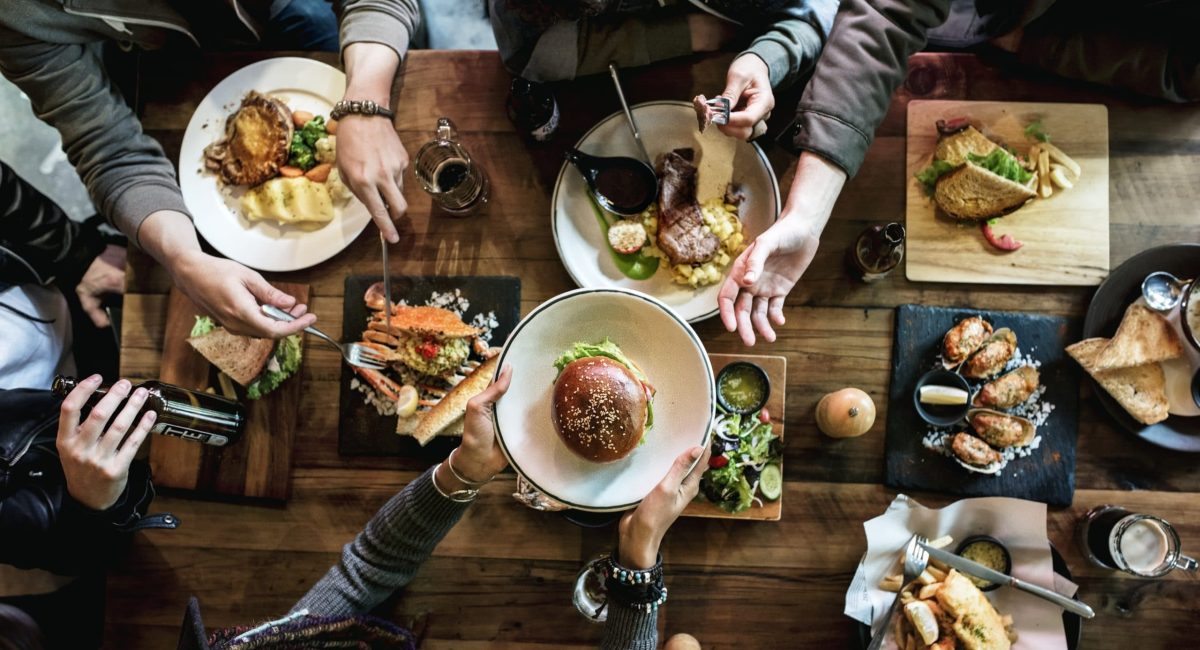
[587,194,659,281]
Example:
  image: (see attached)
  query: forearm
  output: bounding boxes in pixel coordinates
[337,0,419,63]
[343,42,400,106]
[135,210,203,274]
[291,467,471,617]
[781,152,847,237]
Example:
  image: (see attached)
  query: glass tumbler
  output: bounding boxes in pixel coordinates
[413,117,489,216]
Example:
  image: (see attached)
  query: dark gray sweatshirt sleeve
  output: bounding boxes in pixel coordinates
[600,600,659,650]
[0,31,190,245]
[291,467,471,617]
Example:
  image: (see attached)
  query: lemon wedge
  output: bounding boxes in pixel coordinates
[904,601,940,646]
[919,385,969,406]
[396,385,419,418]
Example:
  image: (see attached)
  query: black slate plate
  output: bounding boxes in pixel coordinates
[886,305,1079,507]
[854,544,1081,650]
[1081,243,1200,451]
[338,275,521,459]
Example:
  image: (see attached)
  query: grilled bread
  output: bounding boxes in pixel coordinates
[935,126,999,165]
[934,163,1036,221]
[1092,303,1184,370]
[187,327,274,386]
[1067,337,1169,425]
[936,570,1011,650]
[205,91,293,187]
[412,354,499,444]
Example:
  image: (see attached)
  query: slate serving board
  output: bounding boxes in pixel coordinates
[338,275,521,459]
[886,304,1079,507]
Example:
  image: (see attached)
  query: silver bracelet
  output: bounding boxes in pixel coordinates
[431,462,478,503]
[446,448,494,488]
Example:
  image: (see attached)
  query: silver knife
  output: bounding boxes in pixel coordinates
[380,233,393,334]
[921,542,1095,619]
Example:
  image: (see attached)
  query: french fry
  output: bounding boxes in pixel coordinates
[918,582,942,600]
[1042,141,1081,177]
[917,570,939,586]
[927,535,954,550]
[901,591,916,605]
[925,565,947,582]
[1038,149,1053,198]
[880,574,903,592]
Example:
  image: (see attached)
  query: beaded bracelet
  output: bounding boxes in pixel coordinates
[601,554,668,612]
[446,448,495,488]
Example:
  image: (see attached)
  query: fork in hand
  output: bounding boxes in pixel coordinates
[866,534,929,650]
[260,304,386,370]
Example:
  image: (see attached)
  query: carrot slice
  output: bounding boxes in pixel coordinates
[292,110,314,129]
[305,163,332,183]
[279,166,304,178]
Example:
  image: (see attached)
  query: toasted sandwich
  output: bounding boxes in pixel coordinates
[918,122,1037,221]
[1067,337,1169,425]
[187,316,302,400]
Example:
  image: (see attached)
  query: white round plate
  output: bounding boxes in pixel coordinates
[179,57,370,272]
[552,101,780,323]
[493,288,715,511]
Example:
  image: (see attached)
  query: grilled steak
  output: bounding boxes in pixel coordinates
[204,91,293,186]
[656,148,719,265]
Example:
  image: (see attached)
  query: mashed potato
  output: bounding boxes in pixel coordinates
[640,198,746,288]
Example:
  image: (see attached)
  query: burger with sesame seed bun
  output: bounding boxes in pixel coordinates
[551,338,656,463]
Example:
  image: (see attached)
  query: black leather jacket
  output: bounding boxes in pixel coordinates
[0,161,112,293]
[0,388,177,575]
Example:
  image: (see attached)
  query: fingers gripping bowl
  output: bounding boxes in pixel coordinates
[492,288,714,511]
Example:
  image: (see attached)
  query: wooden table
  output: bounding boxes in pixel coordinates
[113,50,1200,648]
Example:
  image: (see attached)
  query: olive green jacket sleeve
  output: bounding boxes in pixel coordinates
[786,0,953,178]
[336,0,420,62]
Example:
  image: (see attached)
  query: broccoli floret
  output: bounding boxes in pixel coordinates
[289,132,316,170]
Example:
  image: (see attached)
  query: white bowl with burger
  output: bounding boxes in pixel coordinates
[492,287,714,511]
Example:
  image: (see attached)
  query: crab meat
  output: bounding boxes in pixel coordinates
[364,282,396,313]
[353,366,405,402]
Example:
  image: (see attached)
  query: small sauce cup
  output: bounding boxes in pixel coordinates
[715,362,770,415]
[956,535,1012,591]
[913,369,970,427]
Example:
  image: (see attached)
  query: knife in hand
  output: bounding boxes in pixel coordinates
[920,542,1095,619]
[380,232,393,335]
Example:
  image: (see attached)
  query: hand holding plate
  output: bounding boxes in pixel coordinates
[450,365,514,484]
[618,445,710,569]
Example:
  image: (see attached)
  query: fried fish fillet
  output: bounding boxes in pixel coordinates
[205,91,293,187]
[936,570,1011,650]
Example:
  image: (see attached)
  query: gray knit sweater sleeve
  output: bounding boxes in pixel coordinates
[290,467,660,648]
[290,467,470,616]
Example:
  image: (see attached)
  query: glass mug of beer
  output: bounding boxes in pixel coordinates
[1078,505,1198,577]
[413,117,489,216]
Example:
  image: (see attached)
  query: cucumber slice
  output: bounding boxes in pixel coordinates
[758,464,782,501]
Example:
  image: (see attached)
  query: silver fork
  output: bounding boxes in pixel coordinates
[260,304,386,370]
[867,534,929,650]
[704,96,731,126]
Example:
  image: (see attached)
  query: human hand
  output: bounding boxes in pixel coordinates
[618,445,710,569]
[170,249,315,338]
[76,244,126,328]
[445,364,513,485]
[718,152,847,346]
[336,114,409,244]
[717,54,774,141]
[718,218,819,345]
[57,375,156,511]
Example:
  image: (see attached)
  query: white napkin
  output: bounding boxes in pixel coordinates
[845,495,1077,649]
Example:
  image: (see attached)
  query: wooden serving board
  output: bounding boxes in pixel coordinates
[885,304,1080,507]
[905,100,1109,286]
[682,353,786,521]
[149,284,309,501]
